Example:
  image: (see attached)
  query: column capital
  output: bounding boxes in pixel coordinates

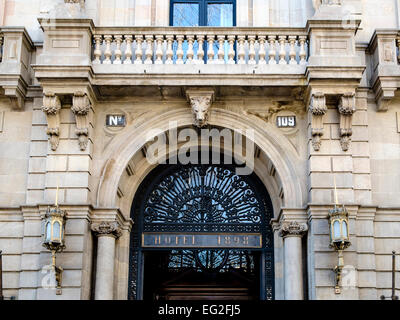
[91,221,122,239]
[279,221,308,238]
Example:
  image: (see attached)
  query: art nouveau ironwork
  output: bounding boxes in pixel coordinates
[129,163,274,300]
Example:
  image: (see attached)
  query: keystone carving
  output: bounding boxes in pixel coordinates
[338,93,356,151]
[309,93,327,151]
[186,90,215,128]
[279,221,308,238]
[72,92,91,151]
[91,221,121,238]
[42,93,61,151]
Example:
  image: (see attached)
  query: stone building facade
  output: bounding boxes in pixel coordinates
[0,0,399,300]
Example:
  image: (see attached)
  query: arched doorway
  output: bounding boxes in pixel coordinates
[128,160,274,300]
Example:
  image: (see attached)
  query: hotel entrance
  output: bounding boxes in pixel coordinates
[143,249,261,300]
[128,161,274,300]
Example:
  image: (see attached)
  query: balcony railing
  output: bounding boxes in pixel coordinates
[91,27,309,66]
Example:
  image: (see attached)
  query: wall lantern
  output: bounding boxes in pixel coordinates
[329,204,351,294]
[42,202,66,295]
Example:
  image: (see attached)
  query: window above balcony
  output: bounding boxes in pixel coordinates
[171,0,235,27]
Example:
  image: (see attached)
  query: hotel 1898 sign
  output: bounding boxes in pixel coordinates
[129,162,274,300]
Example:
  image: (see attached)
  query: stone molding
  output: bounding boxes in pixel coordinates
[279,221,308,238]
[91,221,122,239]
[309,92,327,151]
[186,89,215,128]
[42,93,61,151]
[72,92,91,151]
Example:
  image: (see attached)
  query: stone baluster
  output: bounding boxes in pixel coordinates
[299,36,307,65]
[176,35,184,64]
[155,35,164,65]
[268,36,277,65]
[217,35,225,64]
[165,35,174,65]
[288,36,297,65]
[103,35,113,64]
[91,222,122,300]
[237,35,246,65]
[144,35,154,65]
[186,35,195,64]
[207,35,215,64]
[93,35,103,64]
[258,35,267,65]
[124,35,133,64]
[227,35,236,65]
[248,35,256,65]
[134,35,143,64]
[280,221,308,300]
[114,35,122,64]
[279,36,288,65]
[196,35,205,64]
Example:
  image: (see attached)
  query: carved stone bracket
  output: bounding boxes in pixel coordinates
[186,89,215,128]
[42,93,61,151]
[72,92,91,151]
[91,221,122,239]
[338,93,356,151]
[3,86,25,110]
[309,92,327,151]
[279,221,308,238]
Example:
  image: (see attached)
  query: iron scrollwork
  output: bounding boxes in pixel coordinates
[128,164,274,300]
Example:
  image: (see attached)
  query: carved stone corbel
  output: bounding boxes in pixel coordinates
[186,90,215,128]
[309,92,327,151]
[42,93,61,151]
[91,221,122,239]
[338,93,356,151]
[279,221,308,238]
[71,92,91,151]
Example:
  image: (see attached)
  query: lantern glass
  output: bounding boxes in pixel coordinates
[342,220,348,239]
[53,221,61,241]
[45,222,51,242]
[333,220,341,240]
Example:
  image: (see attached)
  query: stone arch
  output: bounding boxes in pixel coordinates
[96,108,306,216]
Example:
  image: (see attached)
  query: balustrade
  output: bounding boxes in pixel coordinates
[91,28,308,66]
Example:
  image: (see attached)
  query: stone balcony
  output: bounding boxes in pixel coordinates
[0,27,34,109]
[90,27,309,87]
[368,29,400,111]
[31,16,366,101]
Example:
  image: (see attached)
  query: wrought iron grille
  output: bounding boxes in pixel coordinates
[128,163,274,300]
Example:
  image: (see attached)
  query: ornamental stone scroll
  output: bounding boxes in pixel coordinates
[338,92,356,151]
[42,93,61,151]
[71,92,91,151]
[309,92,327,151]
